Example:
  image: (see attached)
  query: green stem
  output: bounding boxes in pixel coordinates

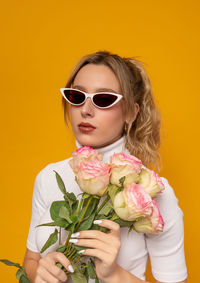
[64,195,85,251]
[67,249,77,260]
[76,197,83,216]
[110,213,119,221]
[73,255,81,263]
[64,196,93,258]
[76,196,93,230]
[96,195,110,214]
[64,231,72,250]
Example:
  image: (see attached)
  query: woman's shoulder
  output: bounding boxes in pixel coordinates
[142,163,183,225]
[32,157,79,205]
[142,165,180,205]
[154,175,184,223]
[33,157,75,195]
[35,157,73,180]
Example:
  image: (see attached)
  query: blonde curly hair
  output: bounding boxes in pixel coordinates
[62,51,162,172]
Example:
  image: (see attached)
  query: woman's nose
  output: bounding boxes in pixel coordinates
[81,98,95,117]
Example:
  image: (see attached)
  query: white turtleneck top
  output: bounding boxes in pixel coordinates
[26,137,187,282]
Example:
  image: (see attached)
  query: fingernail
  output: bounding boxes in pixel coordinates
[71,232,80,238]
[93,220,102,225]
[78,249,85,254]
[68,265,74,273]
[69,239,78,244]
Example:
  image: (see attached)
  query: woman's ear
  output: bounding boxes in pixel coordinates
[125,103,140,124]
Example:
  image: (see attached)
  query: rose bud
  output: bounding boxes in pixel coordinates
[110,153,142,186]
[133,200,164,234]
[76,160,111,196]
[138,168,165,198]
[69,146,103,173]
[113,183,153,221]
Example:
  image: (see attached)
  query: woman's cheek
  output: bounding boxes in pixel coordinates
[102,111,124,135]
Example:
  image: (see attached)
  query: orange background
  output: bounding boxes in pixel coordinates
[0,0,199,282]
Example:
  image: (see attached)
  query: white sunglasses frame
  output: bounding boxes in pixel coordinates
[60,88,123,109]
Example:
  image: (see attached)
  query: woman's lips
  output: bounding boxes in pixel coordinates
[78,123,96,133]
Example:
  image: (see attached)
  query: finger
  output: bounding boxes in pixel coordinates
[47,252,74,273]
[37,264,62,283]
[70,238,107,251]
[69,238,120,256]
[71,230,119,246]
[40,252,74,276]
[79,248,114,265]
[93,219,120,236]
[35,276,47,283]
[39,260,68,282]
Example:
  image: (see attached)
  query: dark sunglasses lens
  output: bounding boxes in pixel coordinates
[93,93,118,108]
[63,89,85,104]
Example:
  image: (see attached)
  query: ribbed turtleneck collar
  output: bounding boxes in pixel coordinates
[75,136,130,162]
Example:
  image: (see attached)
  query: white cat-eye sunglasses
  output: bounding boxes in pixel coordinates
[60,88,123,109]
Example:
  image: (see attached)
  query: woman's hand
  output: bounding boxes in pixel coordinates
[69,219,121,281]
[35,251,74,283]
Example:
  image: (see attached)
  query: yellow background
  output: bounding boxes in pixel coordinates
[0,0,199,282]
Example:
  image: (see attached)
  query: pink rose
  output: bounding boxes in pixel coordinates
[133,200,164,234]
[113,183,153,221]
[138,168,165,198]
[110,153,142,186]
[69,146,103,173]
[76,160,111,196]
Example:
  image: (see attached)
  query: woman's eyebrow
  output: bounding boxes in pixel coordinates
[73,85,119,94]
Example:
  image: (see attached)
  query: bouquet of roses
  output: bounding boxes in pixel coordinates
[1,147,164,283]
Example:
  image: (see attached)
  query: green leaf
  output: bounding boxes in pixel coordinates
[78,212,96,231]
[67,192,77,202]
[64,192,77,213]
[0,259,21,268]
[72,200,79,214]
[65,223,75,232]
[16,267,25,279]
[16,269,22,280]
[81,193,90,199]
[67,215,78,228]
[83,265,89,281]
[56,244,66,253]
[119,176,125,187]
[55,218,69,228]
[50,201,70,221]
[0,260,31,282]
[87,259,96,279]
[95,278,100,283]
[70,215,78,223]
[90,214,109,232]
[54,170,67,195]
[108,184,121,203]
[114,218,133,227]
[70,262,88,283]
[100,203,113,216]
[72,244,86,252]
[59,206,73,223]
[36,219,69,228]
[56,262,63,269]
[95,214,109,220]
[40,229,58,253]
[81,197,99,220]
[36,222,57,228]
[19,275,31,283]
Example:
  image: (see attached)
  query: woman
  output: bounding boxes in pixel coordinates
[23,51,187,283]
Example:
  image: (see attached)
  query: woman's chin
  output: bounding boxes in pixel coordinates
[76,136,98,148]
[76,135,122,149]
